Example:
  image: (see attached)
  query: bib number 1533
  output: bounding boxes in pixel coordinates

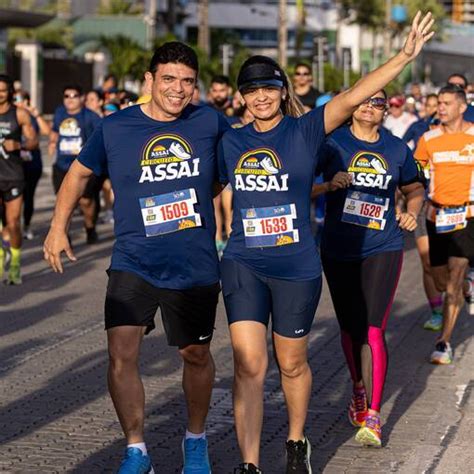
[241,203,299,248]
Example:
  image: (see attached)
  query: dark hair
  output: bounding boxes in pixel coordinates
[104,73,117,84]
[211,75,230,86]
[21,90,31,104]
[149,42,199,75]
[439,84,467,103]
[87,89,104,101]
[238,56,304,117]
[295,63,311,73]
[447,73,468,89]
[0,74,14,103]
[426,93,438,102]
[63,84,83,96]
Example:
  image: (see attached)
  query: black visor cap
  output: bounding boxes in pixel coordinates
[237,62,286,92]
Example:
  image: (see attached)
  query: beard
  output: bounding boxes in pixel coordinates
[213,96,228,108]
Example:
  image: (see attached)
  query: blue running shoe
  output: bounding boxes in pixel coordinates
[118,447,154,474]
[182,437,211,473]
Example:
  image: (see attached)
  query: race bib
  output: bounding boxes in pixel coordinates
[139,188,201,237]
[20,149,32,162]
[59,137,83,155]
[342,191,389,231]
[241,204,299,248]
[435,206,467,234]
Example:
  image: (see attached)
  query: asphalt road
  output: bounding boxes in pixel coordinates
[1,169,473,473]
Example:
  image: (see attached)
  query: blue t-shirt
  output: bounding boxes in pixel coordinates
[465,104,474,123]
[78,104,229,289]
[319,125,419,261]
[22,116,42,171]
[53,106,101,171]
[218,106,326,281]
[402,116,435,149]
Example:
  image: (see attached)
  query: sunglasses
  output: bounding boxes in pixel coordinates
[361,97,387,110]
[64,93,80,99]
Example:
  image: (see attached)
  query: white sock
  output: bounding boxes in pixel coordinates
[185,430,206,440]
[127,442,147,455]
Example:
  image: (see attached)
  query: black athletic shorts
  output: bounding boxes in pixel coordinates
[426,219,474,267]
[0,181,24,202]
[52,164,103,200]
[322,250,403,333]
[104,270,220,348]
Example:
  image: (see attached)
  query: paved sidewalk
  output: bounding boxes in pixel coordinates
[1,172,473,473]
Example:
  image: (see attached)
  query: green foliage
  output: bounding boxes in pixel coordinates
[8,22,74,51]
[99,35,149,85]
[96,0,143,15]
[323,63,361,92]
[340,0,385,29]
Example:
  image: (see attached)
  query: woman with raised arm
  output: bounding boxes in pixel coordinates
[217,13,434,474]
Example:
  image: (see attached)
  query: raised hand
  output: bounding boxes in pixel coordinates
[402,11,435,61]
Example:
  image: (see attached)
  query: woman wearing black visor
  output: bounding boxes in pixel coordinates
[217,13,434,474]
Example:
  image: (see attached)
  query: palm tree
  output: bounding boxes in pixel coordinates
[99,35,149,86]
[197,0,210,57]
[278,0,288,68]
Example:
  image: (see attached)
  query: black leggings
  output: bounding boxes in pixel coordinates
[23,165,42,228]
[322,250,403,412]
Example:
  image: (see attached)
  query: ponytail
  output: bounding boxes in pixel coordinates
[281,73,305,118]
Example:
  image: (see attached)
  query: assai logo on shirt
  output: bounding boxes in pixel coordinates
[59,118,81,137]
[59,118,83,155]
[234,148,288,192]
[139,134,199,183]
[347,151,392,190]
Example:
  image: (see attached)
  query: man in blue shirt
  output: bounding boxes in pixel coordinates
[43,43,228,474]
[49,85,102,244]
[447,73,474,122]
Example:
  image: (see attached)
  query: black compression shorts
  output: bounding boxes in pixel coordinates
[322,250,403,333]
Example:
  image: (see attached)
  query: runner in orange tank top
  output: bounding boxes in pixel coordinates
[414,84,474,365]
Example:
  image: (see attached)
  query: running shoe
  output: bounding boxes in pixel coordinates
[423,311,443,331]
[0,247,4,280]
[286,437,312,473]
[464,269,474,316]
[355,414,382,447]
[118,447,154,474]
[23,227,35,240]
[6,264,22,285]
[260,156,279,175]
[430,341,453,365]
[233,463,263,473]
[348,387,368,427]
[86,227,99,245]
[170,141,191,160]
[182,437,211,473]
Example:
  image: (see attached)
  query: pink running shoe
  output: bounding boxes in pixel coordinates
[348,387,368,427]
[355,413,382,447]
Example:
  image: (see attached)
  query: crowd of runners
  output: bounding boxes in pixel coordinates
[1,9,473,474]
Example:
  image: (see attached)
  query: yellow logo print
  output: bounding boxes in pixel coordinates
[179,219,196,230]
[276,235,294,246]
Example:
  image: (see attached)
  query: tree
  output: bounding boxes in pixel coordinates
[197,0,210,57]
[339,0,385,68]
[99,35,148,85]
[97,0,143,15]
